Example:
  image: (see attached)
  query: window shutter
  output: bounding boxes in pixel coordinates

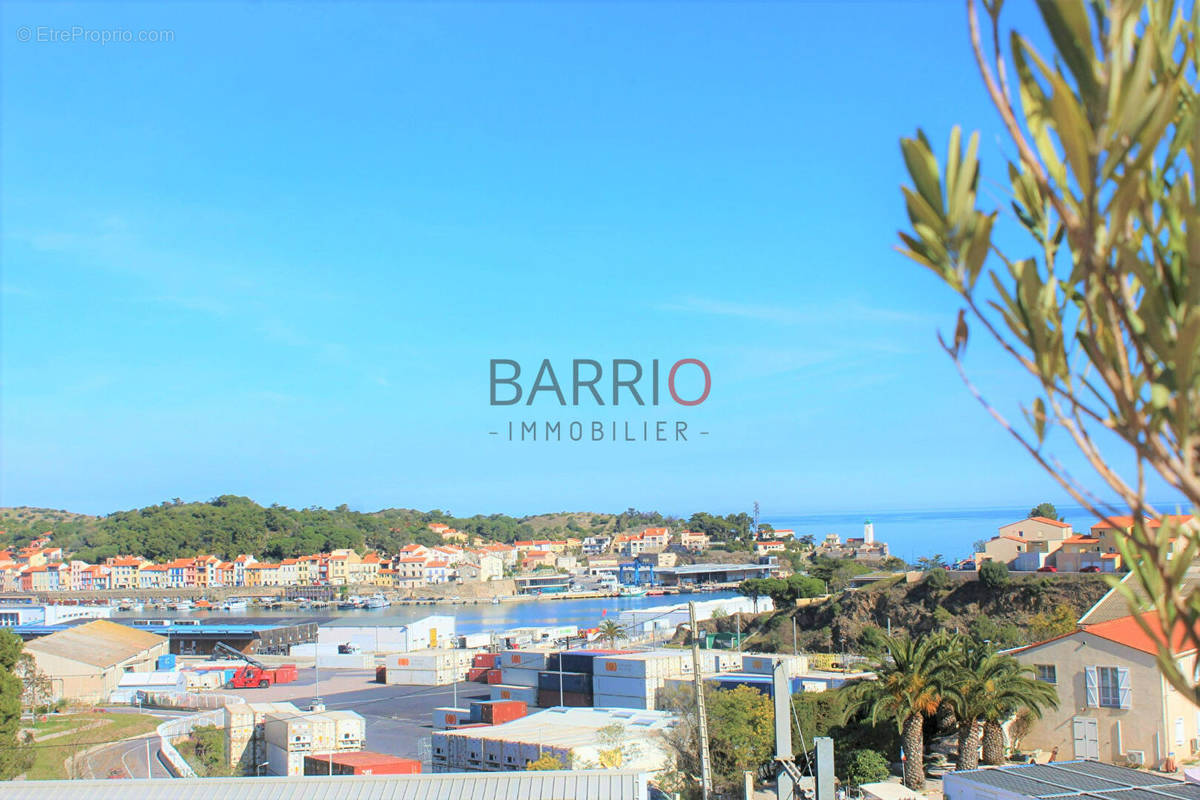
[1085,667,1098,707]
[1118,668,1132,709]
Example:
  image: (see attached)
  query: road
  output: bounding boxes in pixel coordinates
[206,668,492,759]
[76,709,185,780]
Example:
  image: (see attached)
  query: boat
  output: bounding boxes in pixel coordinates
[491,597,501,605]
[221,598,248,612]
[339,596,365,609]
[365,594,391,609]
[618,585,648,598]
[171,599,193,611]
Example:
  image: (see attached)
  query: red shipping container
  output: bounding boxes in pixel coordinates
[303,752,421,776]
[481,700,526,724]
[467,667,489,682]
[375,666,387,683]
[485,669,503,685]
[472,653,500,668]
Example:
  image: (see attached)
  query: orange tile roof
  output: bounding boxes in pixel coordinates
[1084,611,1200,655]
[1092,514,1196,531]
[1030,516,1072,528]
[1064,535,1100,544]
[425,560,449,568]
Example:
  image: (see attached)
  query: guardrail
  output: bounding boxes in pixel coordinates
[147,692,245,778]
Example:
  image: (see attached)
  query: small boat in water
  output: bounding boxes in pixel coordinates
[171,599,193,611]
[365,594,391,609]
[221,598,248,612]
[618,585,648,598]
[339,596,365,609]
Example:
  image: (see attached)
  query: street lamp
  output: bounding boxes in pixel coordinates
[256,760,269,777]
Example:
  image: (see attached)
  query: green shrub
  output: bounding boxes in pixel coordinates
[978,561,1010,589]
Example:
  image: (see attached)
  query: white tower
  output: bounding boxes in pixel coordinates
[864,519,874,544]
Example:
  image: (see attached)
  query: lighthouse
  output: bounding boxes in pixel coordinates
[864,519,874,544]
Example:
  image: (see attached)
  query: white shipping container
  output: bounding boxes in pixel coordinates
[316,653,374,669]
[593,692,650,710]
[484,737,504,767]
[499,649,553,670]
[264,713,336,752]
[594,652,690,679]
[265,742,307,776]
[501,739,523,769]
[460,633,491,649]
[742,653,809,676]
[385,667,458,686]
[490,684,539,705]
[499,666,541,687]
[433,707,470,730]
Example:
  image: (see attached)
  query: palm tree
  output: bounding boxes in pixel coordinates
[978,662,1058,764]
[943,638,1024,771]
[848,633,954,790]
[598,620,624,647]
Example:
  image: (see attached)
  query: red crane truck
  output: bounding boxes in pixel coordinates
[214,641,299,689]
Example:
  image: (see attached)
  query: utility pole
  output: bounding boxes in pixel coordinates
[773,659,796,800]
[689,602,713,800]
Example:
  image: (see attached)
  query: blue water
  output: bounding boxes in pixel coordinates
[763,503,1182,563]
[114,591,741,636]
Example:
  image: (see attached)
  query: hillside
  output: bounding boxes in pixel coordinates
[683,572,1112,652]
[0,499,738,563]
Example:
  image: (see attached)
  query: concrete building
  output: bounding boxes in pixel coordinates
[431,706,675,772]
[1009,612,1200,766]
[23,619,168,703]
[0,603,112,627]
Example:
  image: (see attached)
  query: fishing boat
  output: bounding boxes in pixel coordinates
[491,597,501,605]
[171,599,193,611]
[221,598,248,612]
[618,585,647,598]
[339,595,365,610]
[365,594,391,609]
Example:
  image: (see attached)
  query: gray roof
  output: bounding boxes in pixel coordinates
[0,770,648,800]
[950,761,1190,800]
[659,563,775,575]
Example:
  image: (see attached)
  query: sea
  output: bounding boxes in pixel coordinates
[112,591,743,637]
[763,501,1186,564]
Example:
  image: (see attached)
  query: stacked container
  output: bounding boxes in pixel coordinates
[469,699,527,725]
[433,707,471,730]
[324,710,366,750]
[384,649,474,685]
[498,649,552,687]
[741,653,810,677]
[490,684,538,706]
[592,651,692,710]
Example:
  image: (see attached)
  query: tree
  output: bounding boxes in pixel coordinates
[526,753,565,770]
[661,684,774,797]
[14,652,50,712]
[845,749,891,786]
[941,637,1020,771]
[979,660,1058,764]
[848,634,954,790]
[923,567,950,591]
[1029,503,1061,521]
[1028,603,1078,642]
[897,0,1200,699]
[973,539,987,554]
[0,631,33,779]
[916,555,946,571]
[598,620,624,648]
[978,560,1010,589]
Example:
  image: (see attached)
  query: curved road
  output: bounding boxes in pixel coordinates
[77,709,186,780]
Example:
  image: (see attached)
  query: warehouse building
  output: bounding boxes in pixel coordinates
[944,761,1199,800]
[431,706,676,773]
[23,619,168,703]
[0,770,652,800]
[317,615,456,653]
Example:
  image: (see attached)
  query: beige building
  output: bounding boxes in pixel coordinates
[1011,612,1200,767]
[980,516,1074,569]
[24,620,169,703]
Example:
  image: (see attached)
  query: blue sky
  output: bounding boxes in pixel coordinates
[0,1,1177,518]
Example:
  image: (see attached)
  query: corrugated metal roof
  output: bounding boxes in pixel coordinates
[24,620,166,668]
[949,761,1189,800]
[0,770,648,800]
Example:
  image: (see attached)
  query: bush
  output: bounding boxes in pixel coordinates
[845,749,890,785]
[978,561,1010,589]
[923,568,950,591]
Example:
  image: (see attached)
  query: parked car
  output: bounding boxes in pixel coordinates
[1081,565,1102,573]
[1036,565,1058,573]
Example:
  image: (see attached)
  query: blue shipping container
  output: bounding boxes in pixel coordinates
[537,671,591,694]
[156,654,176,670]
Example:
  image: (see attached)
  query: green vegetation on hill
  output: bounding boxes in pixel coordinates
[694,571,1109,654]
[0,499,760,562]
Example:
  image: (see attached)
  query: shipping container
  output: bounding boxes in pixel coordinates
[490,684,539,705]
[324,710,366,750]
[472,652,500,668]
[467,667,489,682]
[499,666,540,687]
[592,692,651,710]
[264,713,336,752]
[537,688,592,707]
[537,671,590,694]
[265,742,308,777]
[741,653,809,676]
[156,653,176,670]
[486,669,502,685]
[469,699,527,725]
[594,652,691,679]
[498,649,554,670]
[375,665,386,683]
[558,649,635,675]
[303,752,420,776]
[460,633,492,649]
[433,707,470,730]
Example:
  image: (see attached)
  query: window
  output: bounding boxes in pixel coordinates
[1036,664,1057,684]
[1098,667,1124,708]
